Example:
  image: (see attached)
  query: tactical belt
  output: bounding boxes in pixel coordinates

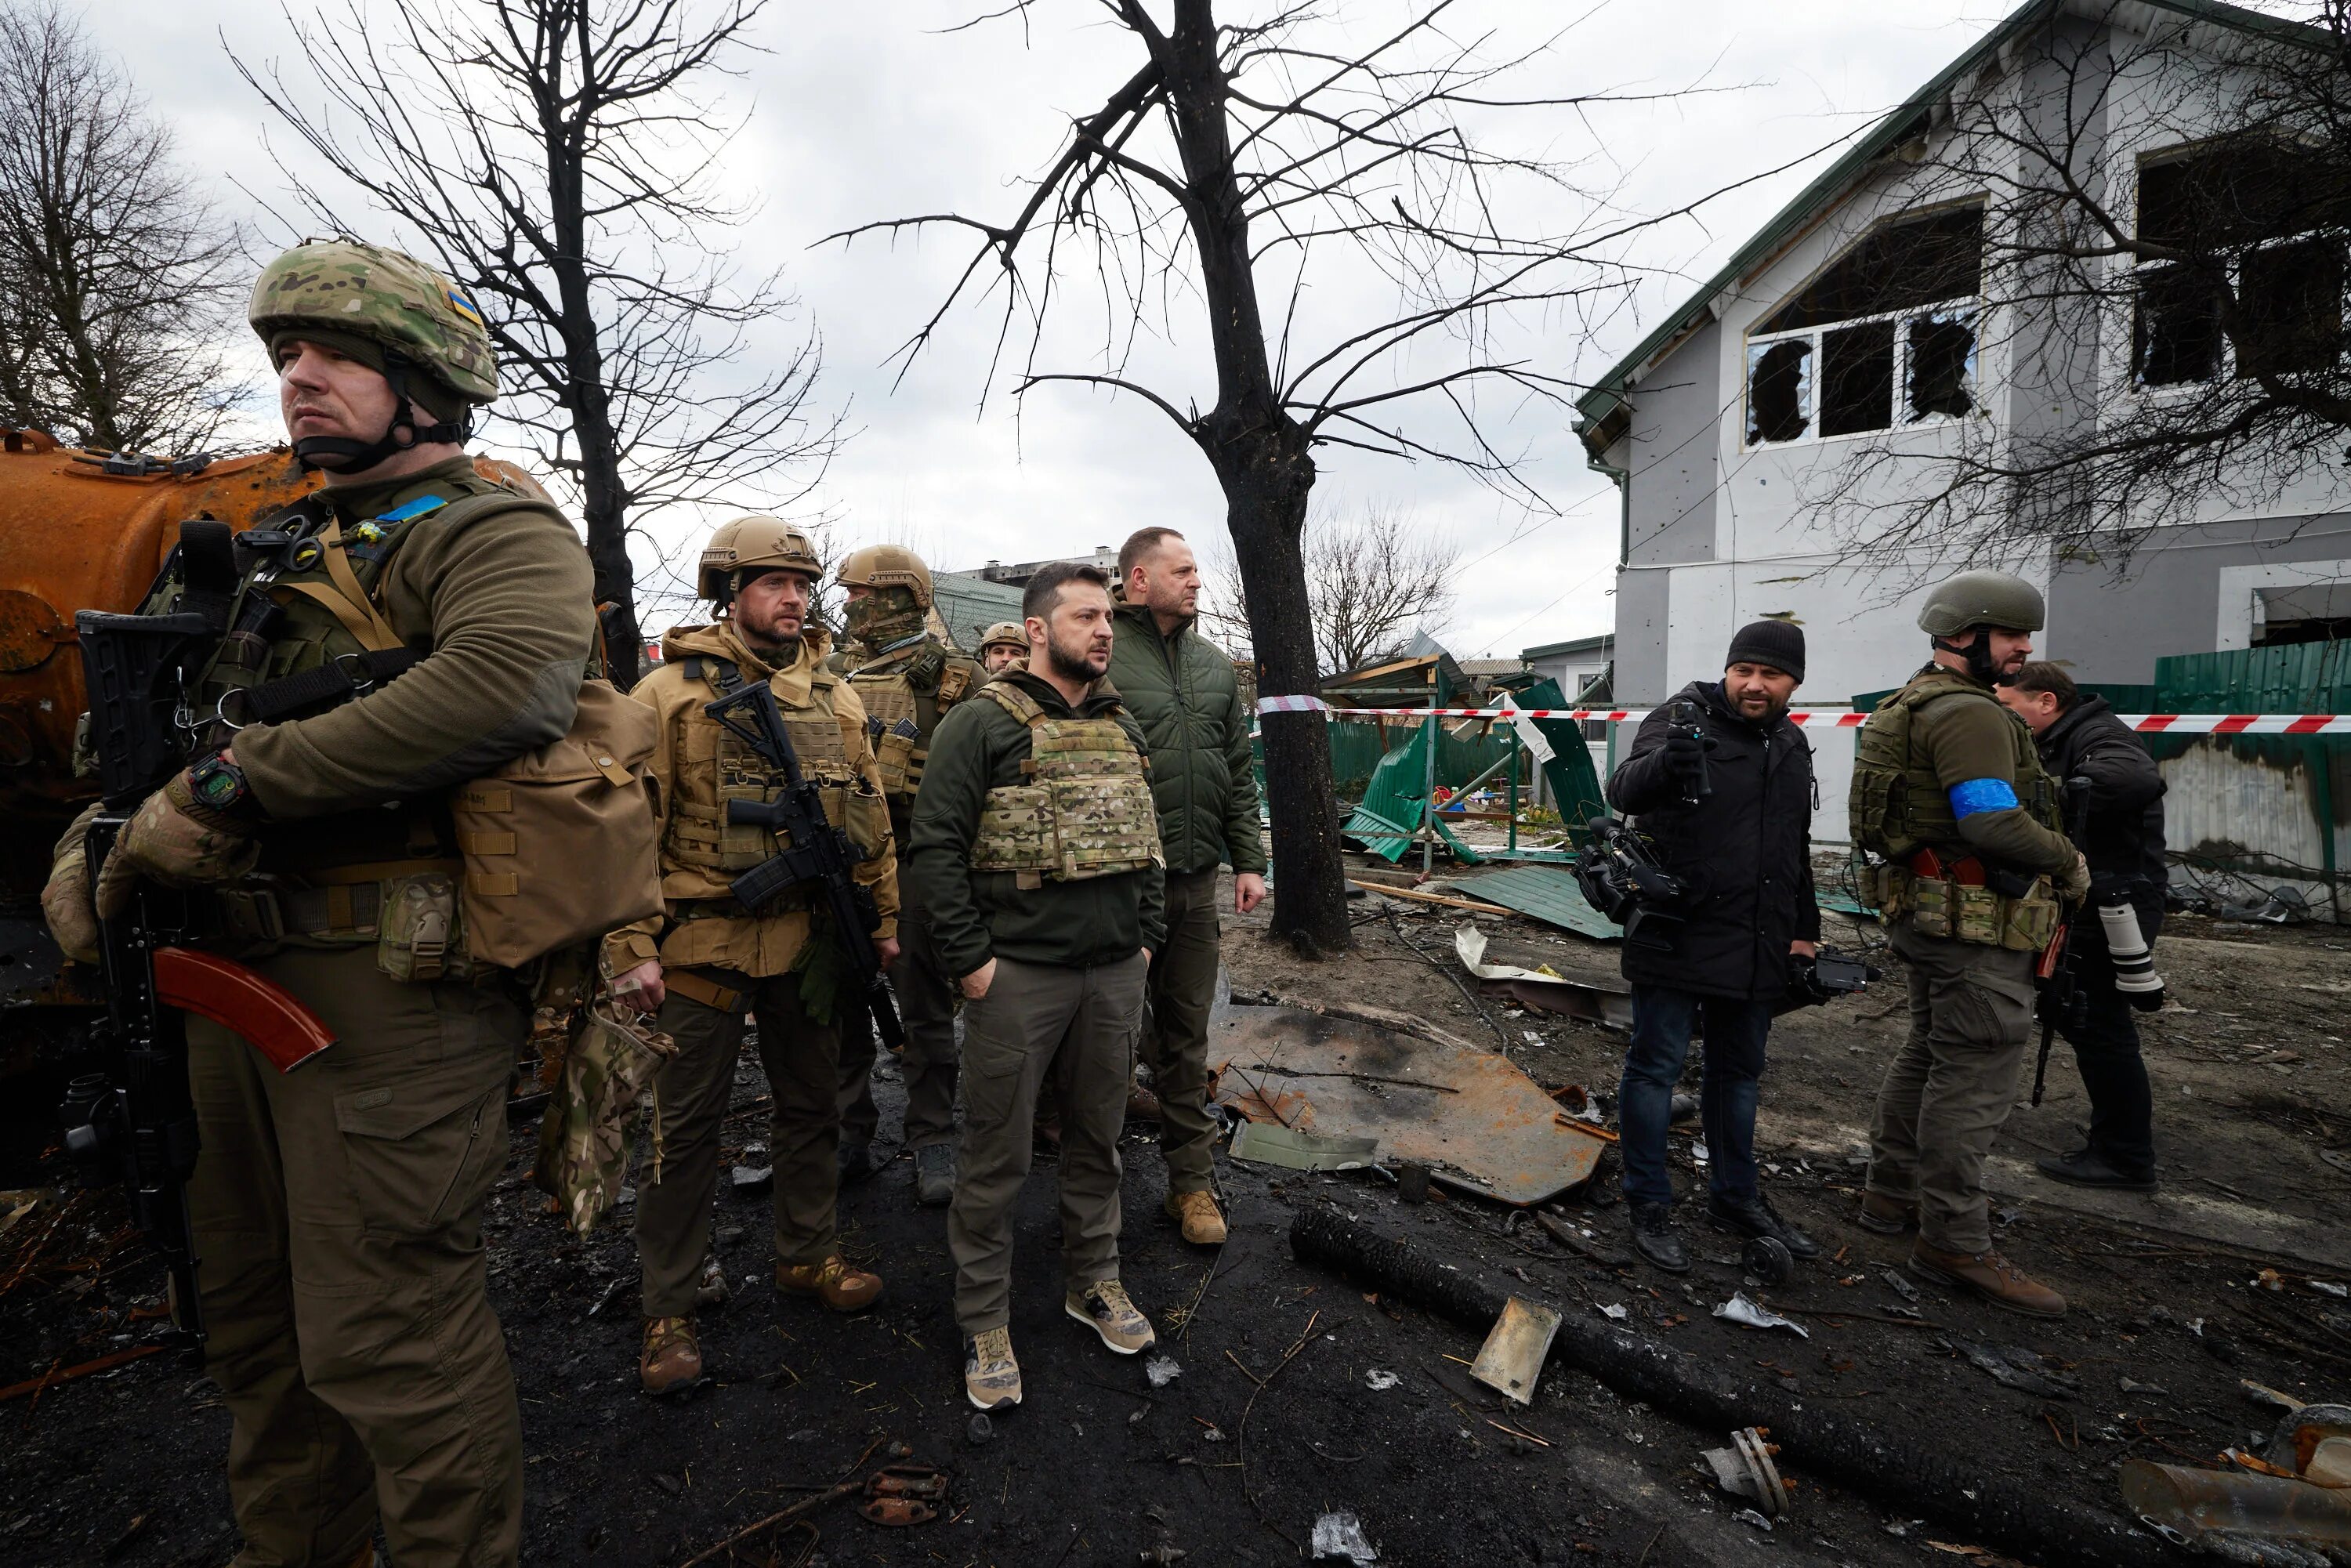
[210,858,465,940]
[664,969,747,1014]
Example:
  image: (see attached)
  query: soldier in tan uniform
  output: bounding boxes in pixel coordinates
[1850,571,2089,1316]
[604,519,900,1395]
[828,546,982,1204]
[42,241,596,1567]
[977,621,1027,675]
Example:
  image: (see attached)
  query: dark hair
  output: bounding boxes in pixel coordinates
[2005,661,2078,709]
[1023,561,1112,622]
[1117,527,1185,582]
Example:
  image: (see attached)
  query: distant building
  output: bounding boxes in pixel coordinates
[968,545,1121,588]
[931,570,1027,654]
[1518,634,1613,704]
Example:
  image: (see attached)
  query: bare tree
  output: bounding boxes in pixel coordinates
[833,2,1735,954]
[1201,500,1458,675]
[1802,2,2351,578]
[235,0,843,686]
[0,2,244,453]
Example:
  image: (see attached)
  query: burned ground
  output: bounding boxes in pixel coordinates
[3,874,2348,1567]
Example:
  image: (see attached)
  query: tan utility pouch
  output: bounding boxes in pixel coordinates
[378,871,465,982]
[530,995,678,1237]
[1907,875,1957,939]
[453,679,663,969]
[2001,883,2060,951]
[873,728,921,801]
[1867,864,1913,922]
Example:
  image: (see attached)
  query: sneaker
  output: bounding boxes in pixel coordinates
[1856,1190,1917,1235]
[1066,1279,1155,1355]
[776,1255,885,1313]
[1705,1190,1821,1260]
[964,1327,1022,1410]
[2034,1148,2157,1193]
[1908,1242,2067,1317]
[1626,1200,1690,1274]
[1164,1190,1227,1246]
[837,1139,877,1185]
[913,1143,956,1208]
[639,1316,703,1396]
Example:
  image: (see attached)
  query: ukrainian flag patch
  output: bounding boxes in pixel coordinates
[445,287,484,328]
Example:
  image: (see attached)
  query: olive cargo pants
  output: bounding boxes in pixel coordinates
[1865,920,2038,1255]
[949,953,1147,1335]
[1141,868,1222,1195]
[635,968,842,1318]
[184,944,523,1568]
[836,891,961,1151]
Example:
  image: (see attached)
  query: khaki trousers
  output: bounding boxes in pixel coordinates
[836,889,961,1150]
[1865,920,2038,1255]
[1142,868,1223,1194]
[184,944,523,1568]
[949,953,1147,1335]
[634,968,841,1318]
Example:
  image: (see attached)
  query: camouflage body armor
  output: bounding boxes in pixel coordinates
[1851,668,2066,951]
[839,639,977,823]
[970,681,1164,889]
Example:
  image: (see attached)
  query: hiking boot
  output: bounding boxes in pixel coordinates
[2034,1147,2157,1193]
[1627,1200,1690,1274]
[1908,1242,2067,1317]
[965,1326,1022,1410]
[837,1138,877,1185]
[914,1143,956,1208]
[1706,1190,1821,1260]
[1125,1085,1163,1121]
[1066,1279,1156,1354]
[1165,1190,1228,1246]
[639,1316,703,1396]
[1033,1113,1063,1151]
[777,1256,884,1313]
[1856,1190,1917,1235]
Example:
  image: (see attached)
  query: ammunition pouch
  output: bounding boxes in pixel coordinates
[969,683,1162,887]
[1871,864,2058,951]
[872,726,922,802]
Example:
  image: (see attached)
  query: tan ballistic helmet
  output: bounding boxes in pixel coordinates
[248,239,498,406]
[978,621,1027,654]
[698,516,824,602]
[835,544,935,610]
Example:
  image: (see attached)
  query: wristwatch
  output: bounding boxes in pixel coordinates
[183,751,263,824]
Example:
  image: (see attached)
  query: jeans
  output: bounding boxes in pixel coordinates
[2058,954,2157,1182]
[1618,986,1773,1208]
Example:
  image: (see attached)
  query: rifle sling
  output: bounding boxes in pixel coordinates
[234,646,423,726]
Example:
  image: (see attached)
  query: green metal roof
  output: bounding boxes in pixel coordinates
[1571,0,2319,459]
[931,570,1025,654]
[1521,632,1612,661]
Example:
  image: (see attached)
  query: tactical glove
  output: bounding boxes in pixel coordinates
[40,839,100,965]
[93,771,261,918]
[1663,728,1715,787]
[2056,850,2092,902]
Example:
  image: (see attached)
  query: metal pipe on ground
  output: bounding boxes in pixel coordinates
[1288,1207,2175,1568]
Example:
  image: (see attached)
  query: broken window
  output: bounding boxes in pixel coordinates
[1744,203,1983,446]
[2134,265,2222,386]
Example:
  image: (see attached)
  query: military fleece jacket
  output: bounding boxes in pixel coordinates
[1105,603,1267,877]
[908,670,1167,976]
[1897,664,2078,878]
[235,455,596,820]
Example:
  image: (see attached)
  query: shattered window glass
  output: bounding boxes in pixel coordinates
[1906,310,1976,419]
[1759,205,1984,335]
[1746,339,1813,444]
[1820,320,1895,436]
[2134,265,2222,386]
[2238,238,2344,378]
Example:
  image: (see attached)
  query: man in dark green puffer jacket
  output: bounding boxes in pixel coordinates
[1106,527,1268,1246]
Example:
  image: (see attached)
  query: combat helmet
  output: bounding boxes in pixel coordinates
[251,239,497,471]
[978,621,1027,655]
[698,516,824,605]
[835,545,935,610]
[1919,569,2044,683]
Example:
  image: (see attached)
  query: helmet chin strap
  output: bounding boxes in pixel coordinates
[1933,632,2001,685]
[293,355,469,473]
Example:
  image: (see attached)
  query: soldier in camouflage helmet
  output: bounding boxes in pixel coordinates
[1848,570,2089,1318]
[41,238,592,1566]
[978,621,1027,674]
[827,545,983,1204]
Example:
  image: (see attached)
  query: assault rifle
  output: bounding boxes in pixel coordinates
[2030,777,2096,1108]
[68,565,336,1349]
[704,683,905,1053]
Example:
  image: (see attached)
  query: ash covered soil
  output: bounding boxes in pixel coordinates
[5,868,2350,1568]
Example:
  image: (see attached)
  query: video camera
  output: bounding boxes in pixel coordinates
[1781,947,1878,1009]
[1574,817,1687,952]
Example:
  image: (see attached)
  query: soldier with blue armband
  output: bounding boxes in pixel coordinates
[1848,571,2091,1317]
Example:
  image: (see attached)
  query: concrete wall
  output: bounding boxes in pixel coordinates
[1624,318,1721,568]
[2051,514,2351,683]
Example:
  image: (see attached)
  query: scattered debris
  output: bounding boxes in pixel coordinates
[1733,1508,1774,1531]
[1598,1302,1630,1322]
[2118,1377,2169,1396]
[1534,1211,1634,1269]
[0,1345,165,1404]
[859,1463,948,1527]
[1945,1341,2079,1401]
[1227,1121,1380,1172]
[1395,1162,1431,1204]
[966,1414,994,1447]
[1310,1511,1379,1564]
[1698,1426,1792,1517]
[1882,1270,1920,1304]
[1455,924,1633,1029]
[1145,1355,1183,1389]
[1741,1236,1794,1286]
[1364,1369,1399,1391]
[729,1164,773,1193]
[1469,1297,1562,1407]
[2243,1382,2306,1412]
[0,1189,45,1241]
[1713,1294,1809,1338]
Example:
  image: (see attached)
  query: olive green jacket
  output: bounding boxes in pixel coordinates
[1904,664,2077,876]
[907,671,1167,976]
[1103,603,1266,878]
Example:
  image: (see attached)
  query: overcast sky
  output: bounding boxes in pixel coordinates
[106,0,2027,655]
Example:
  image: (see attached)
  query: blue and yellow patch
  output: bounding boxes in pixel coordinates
[444,288,484,328]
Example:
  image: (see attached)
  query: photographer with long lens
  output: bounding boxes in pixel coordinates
[1998,664,2167,1192]
[1603,621,1820,1273]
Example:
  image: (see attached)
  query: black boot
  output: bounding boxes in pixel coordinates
[2034,1147,2157,1192]
[1705,1190,1820,1260]
[1628,1201,1690,1273]
[837,1139,877,1185]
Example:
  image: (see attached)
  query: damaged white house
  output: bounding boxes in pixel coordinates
[1576,0,2351,844]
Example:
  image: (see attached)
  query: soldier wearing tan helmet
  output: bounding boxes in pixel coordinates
[40,239,599,1566]
[825,545,984,1203]
[602,517,900,1394]
[1850,570,2089,1318]
[977,621,1027,675]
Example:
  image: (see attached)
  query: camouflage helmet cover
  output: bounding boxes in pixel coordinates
[835,544,935,610]
[249,240,498,406]
[699,515,824,602]
[1917,570,2045,637]
[977,620,1027,653]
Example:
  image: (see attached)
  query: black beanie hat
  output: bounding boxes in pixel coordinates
[1726,619,1805,681]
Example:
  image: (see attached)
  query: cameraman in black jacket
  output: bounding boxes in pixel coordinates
[1606,621,1820,1272]
[1998,664,2167,1191]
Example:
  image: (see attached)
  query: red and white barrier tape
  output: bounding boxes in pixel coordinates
[1254,698,2351,735]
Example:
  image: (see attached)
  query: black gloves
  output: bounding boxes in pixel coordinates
[1663,726,1716,788]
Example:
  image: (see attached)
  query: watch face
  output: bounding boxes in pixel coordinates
[194,762,241,805]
